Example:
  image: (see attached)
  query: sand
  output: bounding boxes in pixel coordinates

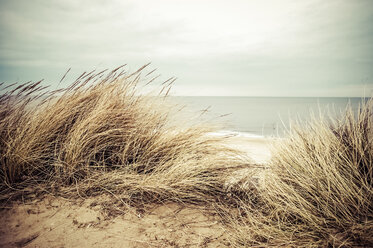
[226,136,272,164]
[0,137,271,248]
[0,197,230,248]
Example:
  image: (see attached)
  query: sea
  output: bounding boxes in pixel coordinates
[172,97,366,138]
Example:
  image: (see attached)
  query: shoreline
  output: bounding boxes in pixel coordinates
[210,130,273,164]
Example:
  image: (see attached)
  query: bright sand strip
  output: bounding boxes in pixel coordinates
[225,135,273,164]
[0,136,272,248]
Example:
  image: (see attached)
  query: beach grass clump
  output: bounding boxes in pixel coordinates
[230,99,373,247]
[0,65,248,206]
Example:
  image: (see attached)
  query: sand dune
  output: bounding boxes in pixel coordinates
[0,137,271,248]
[1,190,230,248]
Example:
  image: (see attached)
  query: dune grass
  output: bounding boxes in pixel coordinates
[228,99,373,247]
[1,64,372,247]
[0,65,249,208]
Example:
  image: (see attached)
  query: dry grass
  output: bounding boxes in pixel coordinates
[2,64,372,247]
[228,99,373,247]
[0,65,249,208]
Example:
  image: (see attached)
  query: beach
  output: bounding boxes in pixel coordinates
[0,197,228,247]
[1,71,372,247]
[0,136,272,248]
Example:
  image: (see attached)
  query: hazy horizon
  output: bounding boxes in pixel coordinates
[172,95,366,98]
[1,0,373,97]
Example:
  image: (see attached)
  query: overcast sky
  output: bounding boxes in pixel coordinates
[0,0,372,96]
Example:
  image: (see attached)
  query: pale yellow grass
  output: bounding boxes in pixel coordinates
[227,99,373,247]
[0,65,249,208]
[1,65,372,247]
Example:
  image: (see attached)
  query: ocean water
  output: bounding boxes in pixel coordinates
[172,97,365,137]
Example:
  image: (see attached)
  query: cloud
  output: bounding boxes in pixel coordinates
[0,0,372,96]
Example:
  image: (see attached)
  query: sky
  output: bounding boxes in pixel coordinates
[0,0,372,97]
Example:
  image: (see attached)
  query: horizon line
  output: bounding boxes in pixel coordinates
[169,95,369,98]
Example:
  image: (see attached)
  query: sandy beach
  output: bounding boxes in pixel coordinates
[0,197,228,247]
[0,136,271,248]
[2,0,373,246]
[1,69,371,247]
[226,136,272,164]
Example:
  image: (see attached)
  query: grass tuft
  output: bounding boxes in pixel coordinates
[228,99,373,247]
[0,66,249,207]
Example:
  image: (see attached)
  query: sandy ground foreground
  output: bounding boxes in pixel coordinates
[0,198,229,248]
[0,137,271,248]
